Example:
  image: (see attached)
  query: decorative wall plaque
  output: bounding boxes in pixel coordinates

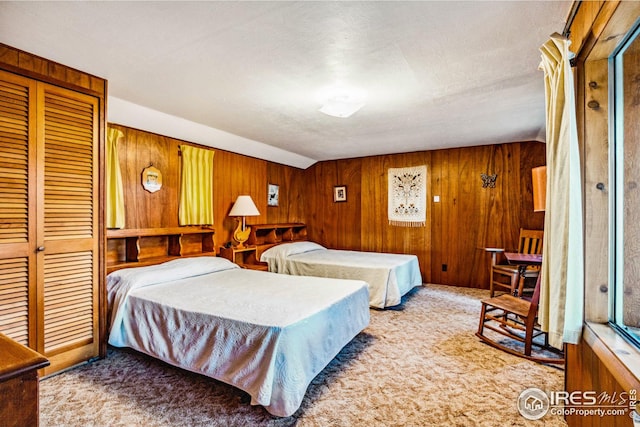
[142,165,162,193]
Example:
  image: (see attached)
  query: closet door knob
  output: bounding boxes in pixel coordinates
[37,246,45,252]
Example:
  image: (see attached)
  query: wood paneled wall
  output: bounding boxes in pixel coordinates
[266,162,307,224]
[305,158,363,250]
[304,142,545,287]
[111,121,543,289]
[108,124,294,248]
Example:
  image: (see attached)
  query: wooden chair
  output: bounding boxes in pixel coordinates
[476,274,564,364]
[489,229,543,297]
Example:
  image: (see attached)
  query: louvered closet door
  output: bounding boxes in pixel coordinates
[0,70,36,347]
[37,83,99,373]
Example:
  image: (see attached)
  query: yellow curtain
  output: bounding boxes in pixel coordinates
[538,33,584,349]
[106,127,125,229]
[179,145,214,226]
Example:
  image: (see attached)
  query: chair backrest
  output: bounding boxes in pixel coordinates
[517,229,543,255]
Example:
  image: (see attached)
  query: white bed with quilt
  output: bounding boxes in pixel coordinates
[107,256,370,417]
[260,241,422,309]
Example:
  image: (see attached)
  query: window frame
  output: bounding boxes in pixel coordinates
[608,18,640,349]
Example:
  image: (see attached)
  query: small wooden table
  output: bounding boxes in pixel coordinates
[504,252,542,265]
[504,252,542,296]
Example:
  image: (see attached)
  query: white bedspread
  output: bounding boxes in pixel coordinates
[107,257,370,417]
[260,242,422,308]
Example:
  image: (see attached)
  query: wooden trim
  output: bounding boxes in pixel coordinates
[582,57,610,323]
[107,226,215,238]
[569,1,621,62]
[98,82,108,359]
[563,1,583,38]
[0,43,106,97]
[584,1,635,60]
[576,2,640,324]
[583,323,640,394]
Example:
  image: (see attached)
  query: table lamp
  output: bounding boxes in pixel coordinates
[229,195,260,248]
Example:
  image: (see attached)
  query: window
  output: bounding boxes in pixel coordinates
[610,20,640,347]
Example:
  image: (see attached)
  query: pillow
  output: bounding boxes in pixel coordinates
[107,256,238,294]
[260,241,326,261]
[107,256,240,347]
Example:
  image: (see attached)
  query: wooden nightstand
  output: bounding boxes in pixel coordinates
[219,246,268,271]
[0,333,49,427]
[241,262,269,271]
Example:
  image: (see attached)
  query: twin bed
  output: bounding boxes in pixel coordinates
[107,242,422,416]
[107,256,369,417]
[260,241,423,309]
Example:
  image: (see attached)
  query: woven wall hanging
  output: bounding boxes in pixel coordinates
[388,165,427,227]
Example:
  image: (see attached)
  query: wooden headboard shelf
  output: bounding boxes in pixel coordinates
[247,223,307,258]
[106,227,215,273]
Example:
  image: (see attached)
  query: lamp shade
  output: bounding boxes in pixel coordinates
[532,166,547,212]
[229,195,260,217]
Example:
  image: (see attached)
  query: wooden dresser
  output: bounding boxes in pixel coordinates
[0,333,49,427]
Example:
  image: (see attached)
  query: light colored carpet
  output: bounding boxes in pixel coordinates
[40,284,567,426]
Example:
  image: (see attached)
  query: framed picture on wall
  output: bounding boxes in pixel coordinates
[333,185,347,202]
[268,183,279,207]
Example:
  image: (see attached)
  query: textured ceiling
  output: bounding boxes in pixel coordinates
[0,1,571,168]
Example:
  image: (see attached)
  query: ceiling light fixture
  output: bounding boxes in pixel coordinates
[318,86,366,118]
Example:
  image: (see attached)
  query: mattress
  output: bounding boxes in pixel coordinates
[260,241,422,308]
[107,256,370,417]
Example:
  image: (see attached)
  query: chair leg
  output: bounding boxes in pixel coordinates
[489,270,495,297]
[489,252,497,297]
[524,316,536,356]
[510,273,520,296]
[477,302,488,335]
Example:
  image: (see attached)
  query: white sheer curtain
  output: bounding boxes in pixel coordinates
[538,33,584,348]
